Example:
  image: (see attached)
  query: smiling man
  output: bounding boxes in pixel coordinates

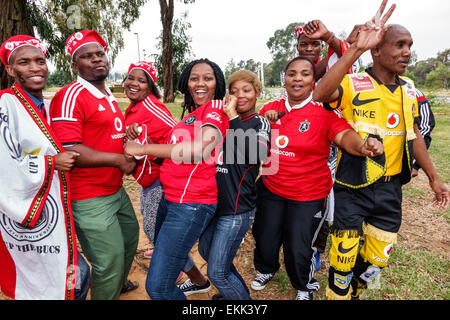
[0,35,90,300]
[313,1,449,300]
[49,30,140,300]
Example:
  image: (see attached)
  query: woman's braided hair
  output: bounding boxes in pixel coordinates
[178,58,226,118]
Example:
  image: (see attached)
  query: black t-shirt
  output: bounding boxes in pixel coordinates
[215,114,271,216]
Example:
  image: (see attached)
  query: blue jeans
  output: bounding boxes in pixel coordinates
[74,251,90,300]
[146,197,216,300]
[198,209,255,300]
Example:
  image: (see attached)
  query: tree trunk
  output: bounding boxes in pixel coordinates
[0,0,33,89]
[159,0,175,103]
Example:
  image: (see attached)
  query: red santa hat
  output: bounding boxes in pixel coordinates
[0,35,46,66]
[128,61,159,84]
[65,30,107,58]
[295,25,305,38]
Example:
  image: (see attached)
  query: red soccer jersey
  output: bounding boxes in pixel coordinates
[259,94,351,201]
[50,76,126,201]
[124,94,177,188]
[160,100,229,204]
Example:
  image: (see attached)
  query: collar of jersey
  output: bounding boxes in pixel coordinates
[77,75,117,102]
[284,92,312,112]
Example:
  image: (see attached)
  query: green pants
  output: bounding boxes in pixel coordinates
[71,187,139,300]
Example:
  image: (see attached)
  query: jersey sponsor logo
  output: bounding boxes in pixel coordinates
[270,148,295,157]
[298,120,310,133]
[353,108,376,119]
[216,166,228,174]
[338,241,357,254]
[114,117,123,132]
[386,112,400,129]
[205,112,222,123]
[184,115,196,125]
[352,93,380,106]
[350,74,376,92]
[275,135,289,149]
[383,243,393,258]
[98,104,105,112]
[385,130,404,136]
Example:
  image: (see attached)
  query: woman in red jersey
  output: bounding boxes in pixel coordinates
[124,58,228,300]
[123,61,177,260]
[250,56,384,300]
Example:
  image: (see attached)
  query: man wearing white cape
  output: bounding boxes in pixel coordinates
[0,35,90,300]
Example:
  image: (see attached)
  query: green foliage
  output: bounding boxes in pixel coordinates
[407,48,450,88]
[264,22,303,87]
[24,0,148,80]
[46,69,72,87]
[224,58,260,82]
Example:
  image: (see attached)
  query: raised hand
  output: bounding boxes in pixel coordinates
[303,20,332,41]
[223,95,239,120]
[354,0,396,51]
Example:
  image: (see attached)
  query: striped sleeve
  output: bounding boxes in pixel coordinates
[49,83,84,146]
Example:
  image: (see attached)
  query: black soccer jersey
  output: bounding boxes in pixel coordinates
[215,114,271,216]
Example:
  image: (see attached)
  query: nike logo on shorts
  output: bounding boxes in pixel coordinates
[338,241,357,254]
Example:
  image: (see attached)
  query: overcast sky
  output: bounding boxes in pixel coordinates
[112,0,450,73]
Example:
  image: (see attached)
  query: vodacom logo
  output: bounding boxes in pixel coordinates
[387,112,400,129]
[275,135,289,149]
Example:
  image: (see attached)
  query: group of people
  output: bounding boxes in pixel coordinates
[0,0,448,301]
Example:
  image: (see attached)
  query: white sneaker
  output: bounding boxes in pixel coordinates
[296,290,313,300]
[251,273,275,290]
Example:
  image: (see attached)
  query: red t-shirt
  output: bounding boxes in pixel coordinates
[124,94,177,188]
[259,94,351,201]
[160,100,229,204]
[50,77,126,201]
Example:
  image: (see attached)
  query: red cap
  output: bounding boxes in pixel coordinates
[65,30,107,58]
[295,25,305,38]
[0,35,46,66]
[128,61,158,84]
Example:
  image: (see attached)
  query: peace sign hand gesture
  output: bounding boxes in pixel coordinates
[353,0,396,51]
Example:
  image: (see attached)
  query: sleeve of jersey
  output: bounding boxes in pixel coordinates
[142,96,178,144]
[200,100,228,138]
[327,109,352,143]
[415,95,435,143]
[323,75,351,111]
[49,89,84,146]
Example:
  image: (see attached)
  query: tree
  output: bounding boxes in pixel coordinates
[425,62,449,89]
[265,22,303,87]
[224,58,260,81]
[152,11,193,94]
[158,0,194,103]
[1,0,148,89]
[0,0,33,89]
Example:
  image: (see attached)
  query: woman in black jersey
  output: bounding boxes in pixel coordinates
[198,70,271,300]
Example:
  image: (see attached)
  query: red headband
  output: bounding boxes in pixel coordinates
[0,35,46,66]
[65,30,107,58]
[295,25,305,38]
[128,61,159,84]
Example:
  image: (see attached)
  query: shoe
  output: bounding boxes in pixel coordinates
[121,280,139,293]
[178,279,211,296]
[314,252,321,271]
[296,290,313,300]
[143,249,154,259]
[212,293,224,300]
[176,271,184,284]
[251,272,275,291]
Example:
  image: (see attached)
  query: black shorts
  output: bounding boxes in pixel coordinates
[333,177,402,233]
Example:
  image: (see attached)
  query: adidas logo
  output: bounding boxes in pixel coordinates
[98,104,106,111]
[313,211,322,219]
